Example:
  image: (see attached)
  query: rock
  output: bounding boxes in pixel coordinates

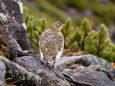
[58,55,115,86]
[0,0,31,60]
[15,56,70,86]
[0,54,114,86]
[0,56,71,86]
[74,72,115,86]
[107,69,115,81]
[0,60,6,86]
[56,54,111,70]
[62,65,104,76]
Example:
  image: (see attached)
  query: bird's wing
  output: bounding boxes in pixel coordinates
[56,33,64,51]
[39,31,49,48]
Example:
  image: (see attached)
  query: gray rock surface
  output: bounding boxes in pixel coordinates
[60,55,115,86]
[107,69,115,81]
[0,54,114,86]
[0,0,31,60]
[56,54,111,70]
[15,56,70,86]
[74,72,115,86]
[0,60,6,86]
[14,55,115,86]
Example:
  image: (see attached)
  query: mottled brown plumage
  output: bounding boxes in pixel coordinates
[39,21,64,67]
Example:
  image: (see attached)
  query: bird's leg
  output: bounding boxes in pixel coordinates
[40,57,49,65]
[53,60,56,68]
[40,52,44,61]
[40,51,46,63]
[44,58,50,65]
[53,51,62,68]
[39,51,50,65]
[40,50,46,63]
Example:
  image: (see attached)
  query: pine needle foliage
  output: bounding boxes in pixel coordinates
[78,18,92,51]
[62,18,76,48]
[85,24,112,61]
[25,15,47,49]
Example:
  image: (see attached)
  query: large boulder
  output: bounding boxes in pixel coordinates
[0,0,31,60]
[15,56,70,86]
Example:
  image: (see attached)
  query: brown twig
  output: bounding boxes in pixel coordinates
[28,37,39,47]
[81,33,87,51]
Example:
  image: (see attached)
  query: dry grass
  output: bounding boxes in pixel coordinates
[111,63,115,68]
[62,49,87,57]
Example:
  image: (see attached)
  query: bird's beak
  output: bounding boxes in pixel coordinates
[62,24,65,29]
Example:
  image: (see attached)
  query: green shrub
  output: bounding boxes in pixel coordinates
[25,15,47,50]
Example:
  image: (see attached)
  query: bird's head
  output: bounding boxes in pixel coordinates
[51,21,65,30]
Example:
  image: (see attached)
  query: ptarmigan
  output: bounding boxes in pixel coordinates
[39,21,64,67]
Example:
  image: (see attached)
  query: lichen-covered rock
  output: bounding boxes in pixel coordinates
[60,55,115,86]
[0,54,114,86]
[0,60,6,86]
[55,54,115,86]
[107,69,115,81]
[56,54,111,70]
[74,72,115,86]
[63,65,103,76]
[15,56,70,86]
[0,0,31,60]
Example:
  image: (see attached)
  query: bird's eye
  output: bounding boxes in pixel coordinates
[57,25,59,27]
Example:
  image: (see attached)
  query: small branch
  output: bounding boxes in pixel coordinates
[97,33,101,57]
[97,45,100,57]
[81,33,87,51]
[28,37,39,47]
[77,41,81,50]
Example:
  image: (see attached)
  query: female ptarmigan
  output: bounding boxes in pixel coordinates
[39,21,64,67]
